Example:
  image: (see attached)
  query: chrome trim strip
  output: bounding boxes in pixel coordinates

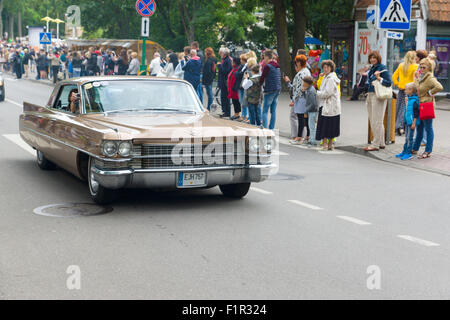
[91,163,276,175]
[23,126,131,163]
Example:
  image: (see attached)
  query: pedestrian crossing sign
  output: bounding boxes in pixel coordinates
[39,32,52,44]
[378,0,411,30]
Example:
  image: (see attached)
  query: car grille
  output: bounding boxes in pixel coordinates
[131,142,248,169]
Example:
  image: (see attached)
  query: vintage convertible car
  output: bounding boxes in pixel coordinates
[19,77,276,204]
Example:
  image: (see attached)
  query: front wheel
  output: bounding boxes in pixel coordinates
[37,150,56,170]
[219,183,251,199]
[88,157,118,205]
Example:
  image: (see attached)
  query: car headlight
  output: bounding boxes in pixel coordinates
[249,137,260,153]
[118,141,132,157]
[264,138,274,153]
[102,141,118,157]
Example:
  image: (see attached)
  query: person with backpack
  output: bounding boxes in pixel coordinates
[259,50,282,130]
[242,65,263,126]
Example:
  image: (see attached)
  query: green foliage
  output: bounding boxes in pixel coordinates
[1,0,354,51]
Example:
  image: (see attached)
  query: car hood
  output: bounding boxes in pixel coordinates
[80,112,273,140]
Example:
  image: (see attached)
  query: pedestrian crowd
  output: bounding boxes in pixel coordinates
[1,40,444,156]
[362,49,443,160]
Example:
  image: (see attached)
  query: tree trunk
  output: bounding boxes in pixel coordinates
[9,14,14,41]
[0,0,3,40]
[271,0,292,81]
[292,0,306,59]
[18,10,22,38]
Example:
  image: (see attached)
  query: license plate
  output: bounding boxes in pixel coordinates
[178,172,207,188]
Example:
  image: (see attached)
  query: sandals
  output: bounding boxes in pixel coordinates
[419,152,431,159]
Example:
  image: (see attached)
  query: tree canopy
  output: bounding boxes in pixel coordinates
[0,0,353,52]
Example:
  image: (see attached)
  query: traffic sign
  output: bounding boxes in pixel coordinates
[141,17,150,37]
[387,31,404,40]
[366,5,377,30]
[378,0,411,30]
[39,32,52,44]
[136,0,156,17]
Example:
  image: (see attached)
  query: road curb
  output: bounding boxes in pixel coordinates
[336,144,450,177]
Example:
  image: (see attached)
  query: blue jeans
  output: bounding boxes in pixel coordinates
[413,119,434,153]
[239,89,248,119]
[197,83,203,103]
[262,90,280,130]
[308,112,318,145]
[248,103,261,126]
[72,68,81,78]
[402,125,415,155]
[205,84,213,110]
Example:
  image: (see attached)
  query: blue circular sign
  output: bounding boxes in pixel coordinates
[136,0,156,17]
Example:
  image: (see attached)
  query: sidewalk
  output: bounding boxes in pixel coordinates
[274,91,450,176]
[9,70,450,176]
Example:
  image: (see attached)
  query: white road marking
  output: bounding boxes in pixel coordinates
[3,134,35,156]
[337,216,372,226]
[288,200,323,211]
[318,150,345,155]
[272,150,289,156]
[5,99,22,108]
[397,235,440,247]
[250,187,273,195]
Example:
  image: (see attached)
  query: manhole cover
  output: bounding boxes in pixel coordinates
[269,173,303,181]
[33,203,113,218]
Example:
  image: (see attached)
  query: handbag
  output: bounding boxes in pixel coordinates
[417,83,436,120]
[372,70,392,100]
[419,102,435,120]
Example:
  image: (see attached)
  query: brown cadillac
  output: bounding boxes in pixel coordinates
[19,77,276,204]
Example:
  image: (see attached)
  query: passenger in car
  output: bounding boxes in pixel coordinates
[68,89,80,114]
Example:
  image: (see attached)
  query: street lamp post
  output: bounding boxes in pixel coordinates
[53,19,65,40]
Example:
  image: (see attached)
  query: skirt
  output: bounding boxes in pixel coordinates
[395,89,406,130]
[316,107,340,140]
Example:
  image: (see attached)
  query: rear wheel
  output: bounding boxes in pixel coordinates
[219,183,251,199]
[88,157,118,205]
[36,150,56,170]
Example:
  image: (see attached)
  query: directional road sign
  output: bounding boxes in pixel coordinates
[386,31,404,40]
[39,32,52,45]
[136,0,156,17]
[378,0,411,30]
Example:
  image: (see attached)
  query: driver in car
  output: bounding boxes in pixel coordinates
[68,89,80,114]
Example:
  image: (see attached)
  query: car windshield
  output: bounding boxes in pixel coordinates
[82,80,203,114]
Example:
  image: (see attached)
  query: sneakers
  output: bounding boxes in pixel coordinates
[401,154,413,161]
[395,152,405,158]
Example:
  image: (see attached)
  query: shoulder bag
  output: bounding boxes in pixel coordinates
[372,70,393,100]
[418,85,436,120]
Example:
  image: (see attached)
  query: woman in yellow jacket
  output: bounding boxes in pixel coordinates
[392,51,418,135]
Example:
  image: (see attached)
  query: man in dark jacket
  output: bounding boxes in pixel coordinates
[217,47,232,118]
[191,41,204,103]
[259,50,282,129]
[182,49,202,99]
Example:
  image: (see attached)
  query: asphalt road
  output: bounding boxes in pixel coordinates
[1,75,450,300]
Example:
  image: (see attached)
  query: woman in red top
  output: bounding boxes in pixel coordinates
[227,57,242,120]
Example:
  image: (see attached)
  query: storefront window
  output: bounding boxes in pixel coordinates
[386,21,418,80]
[427,37,450,92]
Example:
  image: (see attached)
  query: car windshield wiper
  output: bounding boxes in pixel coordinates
[104,108,197,115]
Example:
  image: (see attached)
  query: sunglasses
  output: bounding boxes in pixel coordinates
[420,66,427,69]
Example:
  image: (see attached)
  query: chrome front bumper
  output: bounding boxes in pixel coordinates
[91,164,277,190]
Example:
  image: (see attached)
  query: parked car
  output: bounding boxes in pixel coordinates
[0,73,5,101]
[19,77,276,204]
